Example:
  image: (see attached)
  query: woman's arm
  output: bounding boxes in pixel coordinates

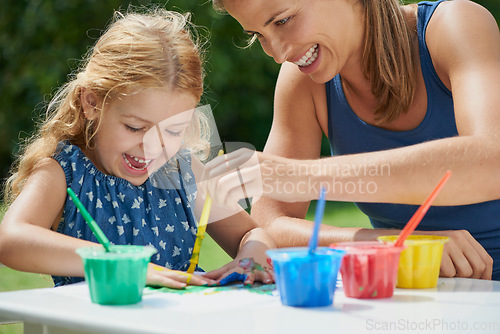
[210,1,500,206]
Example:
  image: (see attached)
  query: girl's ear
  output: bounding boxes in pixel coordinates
[81,88,99,120]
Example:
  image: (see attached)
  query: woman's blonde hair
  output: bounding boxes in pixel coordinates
[212,0,417,124]
[4,7,210,203]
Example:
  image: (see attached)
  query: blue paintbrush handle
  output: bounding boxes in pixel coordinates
[308,187,326,254]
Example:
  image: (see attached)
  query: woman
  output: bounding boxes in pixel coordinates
[206,0,500,280]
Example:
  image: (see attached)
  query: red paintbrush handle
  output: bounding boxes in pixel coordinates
[395,171,452,247]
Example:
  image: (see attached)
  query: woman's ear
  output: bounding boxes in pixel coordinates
[81,88,99,120]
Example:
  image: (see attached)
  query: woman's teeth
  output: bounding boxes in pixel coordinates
[294,44,319,67]
[123,154,152,171]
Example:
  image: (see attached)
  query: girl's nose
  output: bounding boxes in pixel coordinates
[142,129,163,158]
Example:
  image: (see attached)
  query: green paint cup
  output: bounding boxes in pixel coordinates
[76,245,157,305]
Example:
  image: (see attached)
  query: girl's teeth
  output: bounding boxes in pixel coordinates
[123,154,152,171]
[133,156,149,164]
[294,44,319,67]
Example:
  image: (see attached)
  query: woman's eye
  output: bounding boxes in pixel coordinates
[275,17,290,26]
[245,31,262,40]
[126,125,144,133]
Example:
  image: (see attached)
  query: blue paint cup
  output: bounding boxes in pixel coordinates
[267,247,345,307]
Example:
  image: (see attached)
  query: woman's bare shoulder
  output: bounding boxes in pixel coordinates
[425,0,499,82]
[428,0,498,39]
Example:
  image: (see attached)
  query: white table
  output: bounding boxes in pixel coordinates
[0,278,499,334]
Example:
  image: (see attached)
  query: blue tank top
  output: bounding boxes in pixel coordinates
[52,142,200,285]
[326,1,500,279]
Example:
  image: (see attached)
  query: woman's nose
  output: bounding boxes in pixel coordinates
[261,38,290,64]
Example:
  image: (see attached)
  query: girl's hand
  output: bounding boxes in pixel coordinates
[203,257,275,286]
[146,263,217,289]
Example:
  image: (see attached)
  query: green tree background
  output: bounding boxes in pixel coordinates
[0,0,498,189]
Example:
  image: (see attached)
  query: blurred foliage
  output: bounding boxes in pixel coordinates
[0,0,498,184]
[0,0,279,183]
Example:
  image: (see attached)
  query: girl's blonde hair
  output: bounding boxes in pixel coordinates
[212,0,417,124]
[4,7,210,204]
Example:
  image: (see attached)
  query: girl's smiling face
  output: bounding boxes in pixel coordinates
[223,0,364,83]
[83,87,197,186]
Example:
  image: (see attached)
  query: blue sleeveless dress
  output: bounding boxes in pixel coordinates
[52,142,200,285]
[326,1,500,280]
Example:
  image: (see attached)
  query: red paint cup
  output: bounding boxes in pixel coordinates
[330,242,404,299]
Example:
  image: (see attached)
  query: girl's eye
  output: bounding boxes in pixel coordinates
[126,125,144,133]
[166,129,182,137]
[275,17,290,26]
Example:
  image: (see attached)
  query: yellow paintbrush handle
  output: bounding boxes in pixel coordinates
[187,196,212,273]
[187,149,224,274]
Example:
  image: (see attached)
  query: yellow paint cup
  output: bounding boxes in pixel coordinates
[377,235,449,289]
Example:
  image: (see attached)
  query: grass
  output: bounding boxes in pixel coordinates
[0,201,369,334]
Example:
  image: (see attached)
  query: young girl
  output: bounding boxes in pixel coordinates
[0,8,275,289]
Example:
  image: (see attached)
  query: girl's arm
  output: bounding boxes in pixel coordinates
[0,158,91,276]
[202,210,276,285]
[0,158,214,288]
[192,157,276,284]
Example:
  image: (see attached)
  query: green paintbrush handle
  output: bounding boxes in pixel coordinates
[66,187,111,252]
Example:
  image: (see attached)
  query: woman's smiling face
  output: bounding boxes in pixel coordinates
[83,87,197,186]
[223,0,364,83]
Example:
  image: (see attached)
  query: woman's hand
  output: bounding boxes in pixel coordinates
[146,264,217,289]
[201,148,315,208]
[365,228,493,280]
[203,256,275,286]
[431,230,493,280]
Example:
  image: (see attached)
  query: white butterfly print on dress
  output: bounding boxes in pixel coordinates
[122,214,131,224]
[172,246,181,257]
[159,198,167,209]
[131,198,141,209]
